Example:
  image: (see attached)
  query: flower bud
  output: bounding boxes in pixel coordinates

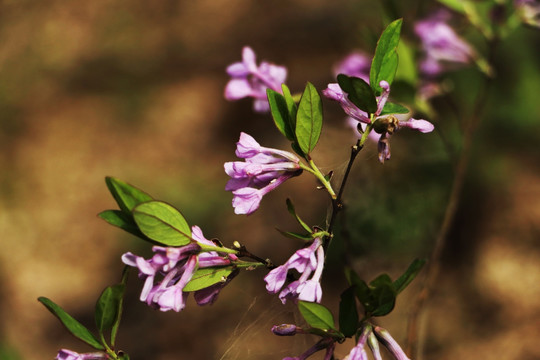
[373,326,411,360]
[271,324,298,336]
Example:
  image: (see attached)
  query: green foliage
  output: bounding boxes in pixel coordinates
[267,88,295,141]
[132,200,192,246]
[98,210,149,240]
[38,297,104,350]
[100,177,155,242]
[393,259,426,294]
[370,19,403,95]
[95,284,125,335]
[380,102,410,116]
[276,228,314,241]
[281,84,298,124]
[343,258,425,318]
[105,177,153,214]
[337,74,377,114]
[339,287,359,337]
[368,274,396,316]
[436,0,466,13]
[286,198,312,233]
[111,268,129,346]
[296,82,323,155]
[183,267,236,292]
[298,301,337,332]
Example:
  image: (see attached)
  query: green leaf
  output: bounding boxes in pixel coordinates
[354,279,375,313]
[369,274,397,317]
[282,84,298,124]
[286,198,311,233]
[393,258,426,294]
[132,201,192,246]
[295,82,323,155]
[380,102,410,116]
[339,287,359,337]
[38,297,104,350]
[436,0,466,13]
[183,267,235,292]
[267,89,295,141]
[98,210,150,240]
[95,283,125,335]
[111,267,129,346]
[395,40,418,85]
[337,74,378,114]
[276,228,313,241]
[291,142,306,158]
[298,301,336,331]
[370,19,403,95]
[105,177,153,214]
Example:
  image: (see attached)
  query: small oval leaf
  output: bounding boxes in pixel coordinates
[298,301,336,331]
[380,102,410,116]
[132,201,192,246]
[337,74,378,114]
[183,267,234,292]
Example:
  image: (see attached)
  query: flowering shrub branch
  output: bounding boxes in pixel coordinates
[36,3,537,359]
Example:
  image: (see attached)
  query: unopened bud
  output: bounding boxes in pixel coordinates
[373,326,411,360]
[367,331,383,360]
[271,324,298,336]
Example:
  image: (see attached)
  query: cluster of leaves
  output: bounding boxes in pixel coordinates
[38,269,129,359]
[293,259,425,340]
[99,177,237,291]
[267,82,322,159]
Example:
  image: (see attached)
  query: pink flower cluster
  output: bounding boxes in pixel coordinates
[122,226,237,312]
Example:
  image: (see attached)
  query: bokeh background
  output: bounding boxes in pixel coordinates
[0,0,539,359]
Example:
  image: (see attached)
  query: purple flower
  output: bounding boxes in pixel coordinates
[344,346,368,360]
[344,324,371,360]
[282,338,335,360]
[373,326,411,360]
[122,226,236,311]
[515,0,540,27]
[323,83,372,124]
[56,350,108,360]
[225,132,302,215]
[323,81,434,163]
[368,331,383,360]
[333,51,371,82]
[264,237,324,304]
[415,10,476,77]
[224,46,287,112]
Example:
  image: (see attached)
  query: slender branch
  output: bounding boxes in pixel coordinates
[323,138,364,253]
[406,41,498,359]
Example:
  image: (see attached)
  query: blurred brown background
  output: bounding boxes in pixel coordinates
[0,0,539,359]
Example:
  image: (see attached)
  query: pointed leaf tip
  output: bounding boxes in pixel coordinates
[132,201,192,246]
[38,297,104,350]
[296,82,323,155]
